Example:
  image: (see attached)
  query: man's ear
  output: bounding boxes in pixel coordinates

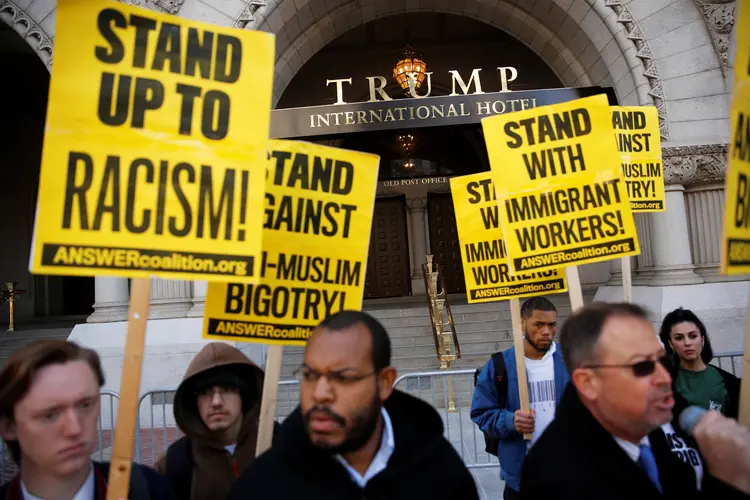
[377,367,397,402]
[0,416,17,441]
[571,368,600,404]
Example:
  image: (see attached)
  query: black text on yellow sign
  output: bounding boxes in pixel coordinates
[450,173,568,303]
[611,106,665,212]
[202,140,380,345]
[481,93,640,273]
[721,0,750,275]
[29,0,275,282]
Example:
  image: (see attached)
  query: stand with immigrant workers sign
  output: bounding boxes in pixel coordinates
[611,105,665,302]
[479,93,641,437]
[27,0,275,497]
[202,139,380,455]
[450,171,569,439]
[720,0,750,427]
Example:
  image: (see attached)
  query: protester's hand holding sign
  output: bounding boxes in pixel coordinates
[514,409,536,434]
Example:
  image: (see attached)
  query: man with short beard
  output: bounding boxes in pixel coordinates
[470,296,570,500]
[228,310,479,499]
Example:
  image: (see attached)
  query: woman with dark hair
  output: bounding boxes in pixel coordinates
[659,307,741,418]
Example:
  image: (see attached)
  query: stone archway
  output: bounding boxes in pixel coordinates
[253,0,666,137]
[0,0,53,70]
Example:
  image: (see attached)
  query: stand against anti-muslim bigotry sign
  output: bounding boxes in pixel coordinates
[720,0,750,426]
[450,172,567,303]
[202,139,379,456]
[481,94,640,289]
[27,1,275,496]
[203,139,379,346]
[610,105,665,301]
[611,106,665,212]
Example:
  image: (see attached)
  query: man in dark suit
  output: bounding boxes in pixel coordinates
[520,302,750,500]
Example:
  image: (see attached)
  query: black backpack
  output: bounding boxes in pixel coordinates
[473,352,508,457]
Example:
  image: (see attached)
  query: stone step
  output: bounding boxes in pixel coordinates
[0,328,74,367]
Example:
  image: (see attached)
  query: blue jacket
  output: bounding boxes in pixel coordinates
[470,345,569,492]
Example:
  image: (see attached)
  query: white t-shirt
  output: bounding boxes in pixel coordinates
[526,342,557,446]
[225,443,237,455]
[661,422,703,490]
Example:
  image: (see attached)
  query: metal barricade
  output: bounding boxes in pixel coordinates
[711,351,743,377]
[135,388,181,466]
[393,369,499,470]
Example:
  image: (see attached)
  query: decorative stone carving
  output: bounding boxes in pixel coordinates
[235,0,268,29]
[693,0,736,75]
[605,0,669,141]
[0,0,53,70]
[663,144,729,186]
[406,197,428,212]
[118,0,186,14]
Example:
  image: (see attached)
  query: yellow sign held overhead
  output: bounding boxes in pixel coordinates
[203,140,379,345]
[481,93,640,273]
[29,0,275,282]
[451,173,567,303]
[611,106,665,212]
[721,0,750,275]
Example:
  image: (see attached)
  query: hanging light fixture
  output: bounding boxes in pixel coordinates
[393,45,427,94]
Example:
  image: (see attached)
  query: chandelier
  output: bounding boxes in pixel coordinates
[397,133,415,155]
[393,45,428,94]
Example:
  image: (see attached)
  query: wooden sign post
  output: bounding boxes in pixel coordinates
[621,257,633,303]
[255,345,284,456]
[27,1,276,498]
[106,279,151,495]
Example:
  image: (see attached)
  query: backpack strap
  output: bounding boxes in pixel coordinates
[491,351,508,409]
[165,436,193,500]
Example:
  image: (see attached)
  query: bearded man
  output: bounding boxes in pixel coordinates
[470,296,570,500]
[228,310,479,500]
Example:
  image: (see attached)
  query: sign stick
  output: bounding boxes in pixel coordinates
[255,344,284,456]
[565,266,584,312]
[621,256,633,303]
[509,298,532,441]
[738,290,750,427]
[106,278,151,500]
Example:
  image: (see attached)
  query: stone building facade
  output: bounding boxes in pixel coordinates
[0,0,745,390]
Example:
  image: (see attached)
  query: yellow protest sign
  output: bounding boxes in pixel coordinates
[451,173,567,303]
[203,140,380,345]
[721,0,750,275]
[611,106,665,212]
[29,0,274,283]
[481,93,640,273]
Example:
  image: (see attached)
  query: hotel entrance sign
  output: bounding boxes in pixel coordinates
[270,86,617,139]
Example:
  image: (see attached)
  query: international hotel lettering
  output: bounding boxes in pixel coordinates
[269,65,617,139]
[315,67,533,129]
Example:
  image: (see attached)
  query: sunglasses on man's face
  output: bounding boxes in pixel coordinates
[584,354,671,378]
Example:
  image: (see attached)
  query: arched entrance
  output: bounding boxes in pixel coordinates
[275,12,579,298]
[0,21,93,322]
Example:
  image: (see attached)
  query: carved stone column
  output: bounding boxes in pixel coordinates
[406,197,428,294]
[188,280,207,317]
[87,277,129,323]
[635,145,729,286]
[148,279,192,319]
